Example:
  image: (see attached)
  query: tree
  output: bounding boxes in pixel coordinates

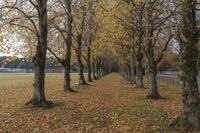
[73,0,88,85]
[112,0,145,86]
[178,0,200,130]
[138,0,174,98]
[47,0,75,92]
[27,0,53,106]
[1,0,55,106]
[85,0,94,82]
[62,0,74,91]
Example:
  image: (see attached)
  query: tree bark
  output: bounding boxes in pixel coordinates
[136,52,144,88]
[147,65,160,98]
[87,46,92,82]
[26,0,52,107]
[87,0,94,82]
[64,67,70,90]
[146,45,160,98]
[63,0,73,91]
[92,58,97,80]
[96,58,101,79]
[96,64,100,79]
[64,42,72,91]
[127,63,132,81]
[77,35,87,85]
[31,58,47,106]
[130,51,136,84]
[179,0,200,130]
[64,66,75,92]
[131,65,136,84]
[145,38,160,98]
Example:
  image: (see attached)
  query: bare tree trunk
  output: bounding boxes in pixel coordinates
[64,66,75,92]
[26,0,52,107]
[96,64,99,79]
[136,52,144,88]
[57,0,74,92]
[92,59,97,80]
[130,50,136,84]
[87,46,92,82]
[64,43,72,91]
[146,50,160,98]
[98,58,102,78]
[31,58,46,106]
[125,66,129,80]
[128,63,132,81]
[147,65,159,98]
[77,35,87,85]
[87,0,94,82]
[132,65,136,84]
[179,0,200,130]
[64,67,70,91]
[96,58,101,79]
[145,39,160,98]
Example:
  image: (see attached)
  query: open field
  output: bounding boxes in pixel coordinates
[0,73,186,133]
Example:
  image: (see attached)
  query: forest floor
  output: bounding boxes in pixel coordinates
[0,73,189,133]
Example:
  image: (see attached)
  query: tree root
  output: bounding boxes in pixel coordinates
[146,94,162,99]
[64,88,77,93]
[25,99,54,108]
[88,80,93,82]
[169,116,181,128]
[169,116,193,132]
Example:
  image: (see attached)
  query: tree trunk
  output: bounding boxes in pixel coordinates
[179,0,200,130]
[130,60,136,84]
[136,52,144,88]
[92,59,97,80]
[147,65,159,98]
[26,0,52,107]
[96,64,100,79]
[96,59,101,79]
[64,66,75,92]
[62,0,73,91]
[98,58,102,78]
[145,38,160,99]
[64,43,72,91]
[77,35,87,85]
[99,67,102,78]
[31,59,46,106]
[87,46,92,82]
[130,45,135,83]
[126,68,129,80]
[131,65,136,84]
[64,67,70,91]
[128,63,132,81]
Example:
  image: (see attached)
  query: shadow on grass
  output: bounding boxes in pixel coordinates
[21,101,66,112]
[137,95,171,101]
[146,95,171,101]
[73,84,95,90]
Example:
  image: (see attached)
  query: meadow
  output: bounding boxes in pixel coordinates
[0,73,187,133]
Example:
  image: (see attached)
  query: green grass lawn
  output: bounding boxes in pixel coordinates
[0,73,189,133]
[0,73,84,111]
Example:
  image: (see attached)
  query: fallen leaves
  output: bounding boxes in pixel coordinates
[0,73,184,133]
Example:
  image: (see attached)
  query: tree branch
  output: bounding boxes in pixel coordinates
[155,35,173,65]
[47,47,66,67]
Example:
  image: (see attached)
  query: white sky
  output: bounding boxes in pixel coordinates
[0,33,24,57]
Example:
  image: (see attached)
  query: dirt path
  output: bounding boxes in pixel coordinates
[0,73,182,133]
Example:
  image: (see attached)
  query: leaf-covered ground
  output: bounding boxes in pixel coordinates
[0,73,187,132]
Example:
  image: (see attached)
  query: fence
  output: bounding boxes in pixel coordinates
[157,74,179,86]
[157,73,200,87]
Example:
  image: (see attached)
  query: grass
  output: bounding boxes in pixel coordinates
[0,73,190,132]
